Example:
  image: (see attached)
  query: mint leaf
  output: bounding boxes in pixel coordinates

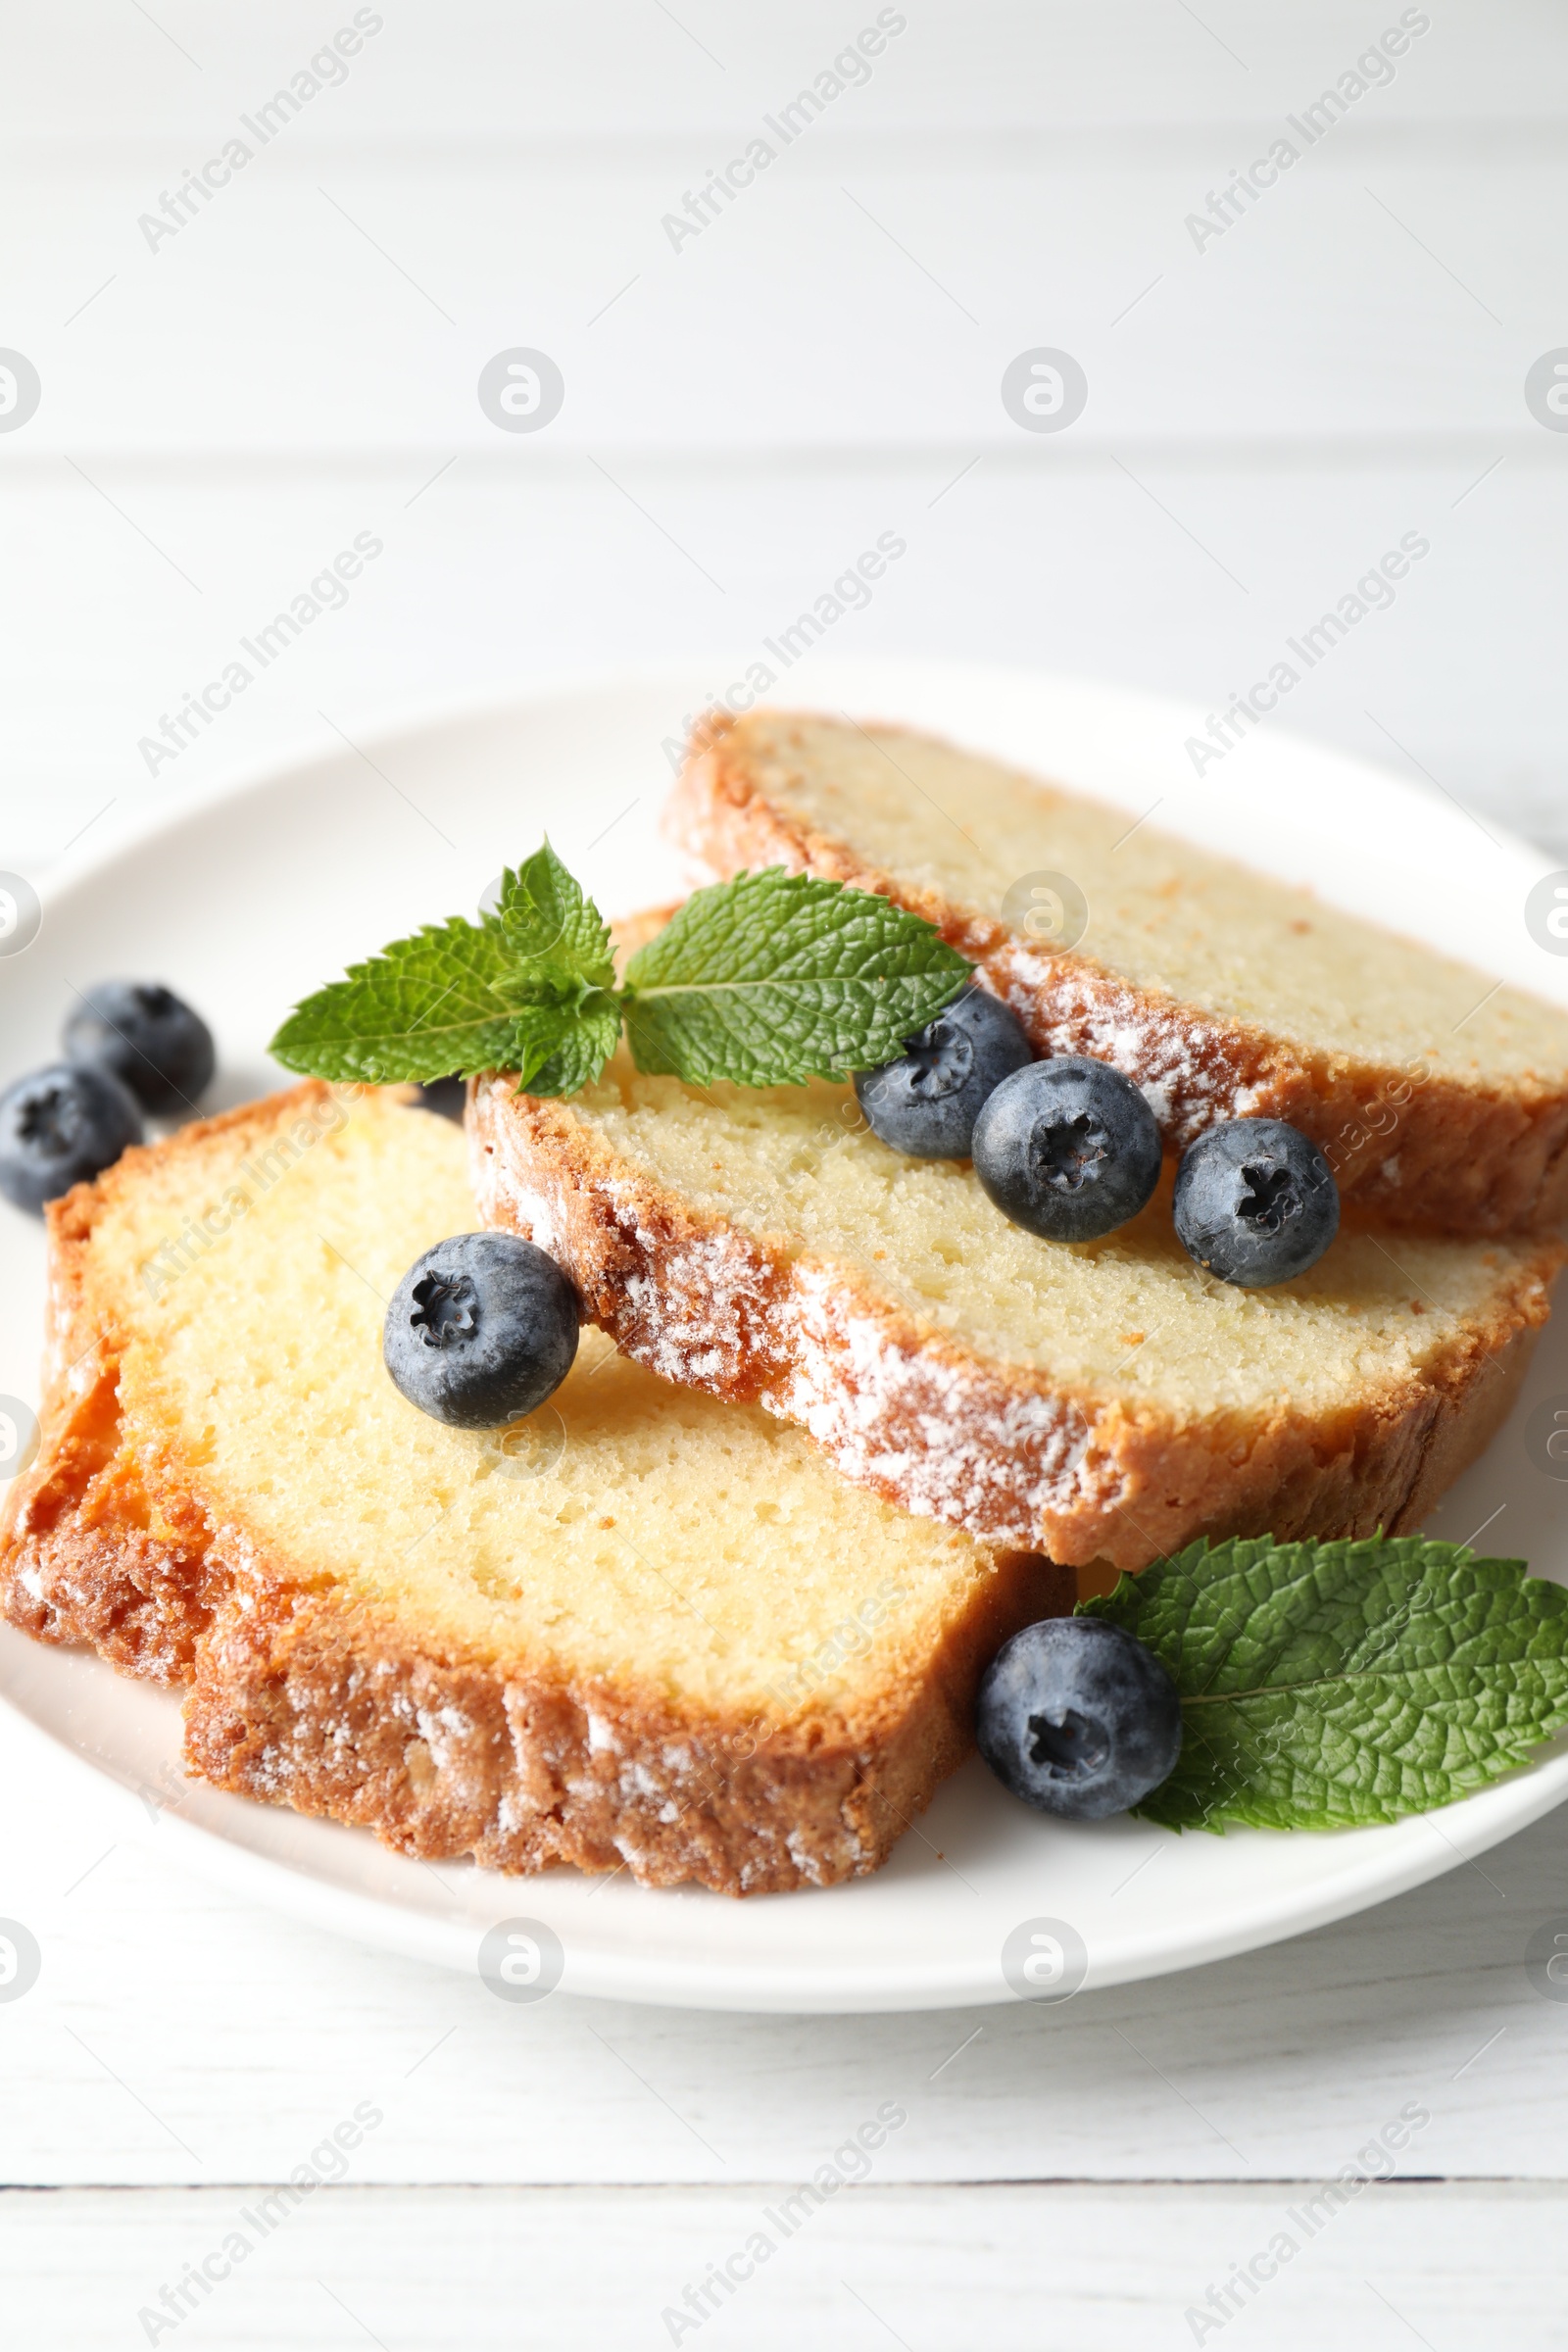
[270,854,973,1099]
[497,840,614,989]
[522,990,623,1099]
[1082,1535,1568,1833]
[270,917,545,1086]
[619,868,969,1087]
[494,843,620,1095]
[270,852,620,1092]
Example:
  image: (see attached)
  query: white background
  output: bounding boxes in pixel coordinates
[4,3,1568,2344]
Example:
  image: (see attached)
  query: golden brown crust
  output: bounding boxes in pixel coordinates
[667,709,1568,1237]
[0,1085,1066,1897]
[470,1074,1562,1571]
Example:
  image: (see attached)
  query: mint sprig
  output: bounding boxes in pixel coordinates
[269,844,969,1096]
[1083,1535,1568,1833]
[620,867,971,1087]
[269,845,620,1094]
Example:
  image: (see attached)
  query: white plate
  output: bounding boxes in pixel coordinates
[2,658,1566,2014]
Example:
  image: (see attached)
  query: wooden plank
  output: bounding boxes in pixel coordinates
[4,0,1566,138]
[6,141,1556,453]
[1,2181,1565,2348]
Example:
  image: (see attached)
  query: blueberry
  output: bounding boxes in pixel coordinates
[1173,1117,1339,1288]
[64,981,215,1113]
[854,988,1033,1159]
[383,1232,579,1429]
[976,1615,1183,1820]
[413,1077,467,1123]
[970,1055,1161,1243]
[0,1062,143,1214]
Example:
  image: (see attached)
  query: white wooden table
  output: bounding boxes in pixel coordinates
[4,6,1567,2340]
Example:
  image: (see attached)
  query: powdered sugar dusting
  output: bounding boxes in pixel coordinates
[777,1262,1114,1546]
[986,938,1259,1148]
[470,1072,1139,1556]
[494,1181,559,1255]
[616,1202,780,1392]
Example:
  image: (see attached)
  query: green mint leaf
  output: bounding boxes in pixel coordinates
[269,849,621,1090]
[619,868,970,1087]
[270,917,548,1085]
[270,852,971,1099]
[497,840,614,990]
[1081,1535,1568,1833]
[521,990,623,1099]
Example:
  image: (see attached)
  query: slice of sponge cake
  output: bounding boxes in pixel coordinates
[472,1054,1562,1571]
[668,709,1568,1236]
[0,1085,1062,1895]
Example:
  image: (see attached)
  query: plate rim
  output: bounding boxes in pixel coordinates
[24,652,1563,919]
[5,1649,1565,2013]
